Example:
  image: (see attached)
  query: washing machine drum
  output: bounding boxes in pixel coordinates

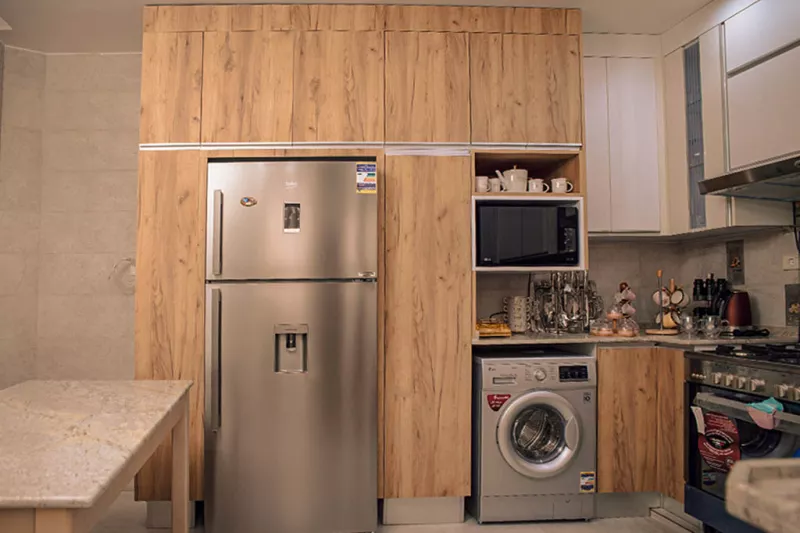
[497,391,581,479]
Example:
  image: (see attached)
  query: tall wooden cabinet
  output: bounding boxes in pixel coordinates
[384,155,472,498]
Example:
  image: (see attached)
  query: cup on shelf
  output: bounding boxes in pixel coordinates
[551,177,574,194]
[489,177,502,193]
[528,178,550,193]
[475,175,490,193]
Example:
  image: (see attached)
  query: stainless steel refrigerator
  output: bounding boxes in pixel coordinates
[204,160,378,533]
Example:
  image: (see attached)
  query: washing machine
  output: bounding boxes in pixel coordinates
[468,349,597,523]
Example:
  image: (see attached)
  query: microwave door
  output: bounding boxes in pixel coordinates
[521,208,557,263]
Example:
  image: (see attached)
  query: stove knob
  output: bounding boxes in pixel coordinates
[711,372,723,385]
[533,369,547,381]
[736,376,748,390]
[777,384,790,399]
[724,374,736,387]
[749,379,766,393]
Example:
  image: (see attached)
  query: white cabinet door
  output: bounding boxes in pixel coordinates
[725,0,800,73]
[728,44,800,169]
[607,58,661,232]
[583,58,612,232]
[663,50,690,236]
[699,26,728,229]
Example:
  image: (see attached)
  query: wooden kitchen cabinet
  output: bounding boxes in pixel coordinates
[385,32,470,143]
[597,346,659,493]
[139,32,203,144]
[384,155,472,498]
[470,34,582,145]
[293,31,384,143]
[202,31,294,143]
[656,347,685,503]
[135,151,206,501]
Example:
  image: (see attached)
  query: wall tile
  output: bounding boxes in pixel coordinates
[43,129,139,172]
[0,211,39,253]
[45,54,141,92]
[0,338,35,390]
[1,85,43,130]
[45,90,140,131]
[39,253,132,295]
[3,47,46,91]
[40,211,136,254]
[0,294,37,340]
[0,127,42,212]
[36,336,133,380]
[41,170,137,213]
[0,253,38,296]
[37,294,133,339]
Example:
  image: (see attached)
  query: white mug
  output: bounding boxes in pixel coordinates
[489,177,502,193]
[475,175,490,193]
[528,178,550,193]
[551,177,574,193]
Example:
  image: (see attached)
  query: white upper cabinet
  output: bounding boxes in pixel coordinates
[583,57,612,233]
[727,44,800,169]
[725,0,800,73]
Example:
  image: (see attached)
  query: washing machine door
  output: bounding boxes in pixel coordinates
[496,390,581,479]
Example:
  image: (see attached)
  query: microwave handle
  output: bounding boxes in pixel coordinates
[694,392,800,436]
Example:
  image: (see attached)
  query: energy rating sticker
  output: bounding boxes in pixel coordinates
[356,162,377,194]
[580,471,596,493]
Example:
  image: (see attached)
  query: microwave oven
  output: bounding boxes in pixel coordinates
[474,198,584,269]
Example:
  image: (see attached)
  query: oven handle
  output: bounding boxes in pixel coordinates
[694,392,800,437]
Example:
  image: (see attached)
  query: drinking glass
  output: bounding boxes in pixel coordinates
[680,315,696,337]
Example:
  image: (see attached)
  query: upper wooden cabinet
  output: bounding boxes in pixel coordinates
[140,32,203,144]
[470,34,582,145]
[385,32,470,143]
[293,31,385,143]
[202,31,294,143]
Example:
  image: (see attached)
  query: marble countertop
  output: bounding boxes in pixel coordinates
[0,380,192,508]
[473,328,798,347]
[727,458,800,533]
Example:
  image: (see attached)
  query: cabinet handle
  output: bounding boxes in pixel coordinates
[208,288,222,432]
[211,190,223,276]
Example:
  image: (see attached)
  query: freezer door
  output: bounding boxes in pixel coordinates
[207,160,378,280]
[205,281,377,533]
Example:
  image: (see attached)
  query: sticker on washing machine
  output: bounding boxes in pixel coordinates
[487,394,511,411]
[580,471,596,493]
[356,163,377,194]
[698,412,741,473]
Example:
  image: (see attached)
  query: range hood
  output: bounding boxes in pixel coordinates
[699,153,800,201]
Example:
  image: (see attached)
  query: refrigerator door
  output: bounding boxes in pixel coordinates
[205,281,377,533]
[207,160,378,281]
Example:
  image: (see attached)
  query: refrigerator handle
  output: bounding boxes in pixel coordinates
[209,287,222,432]
[211,189,223,276]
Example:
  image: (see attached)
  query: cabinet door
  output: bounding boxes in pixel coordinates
[202,31,294,143]
[725,0,800,74]
[135,151,206,500]
[597,347,659,493]
[385,32,470,143]
[607,58,660,232]
[583,58,612,232]
[293,31,384,142]
[384,155,472,498]
[471,34,582,144]
[140,32,203,144]
[656,348,685,503]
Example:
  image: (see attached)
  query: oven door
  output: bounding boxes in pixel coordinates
[687,384,800,501]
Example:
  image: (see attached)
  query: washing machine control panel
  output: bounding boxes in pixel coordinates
[482,357,596,389]
[559,365,590,382]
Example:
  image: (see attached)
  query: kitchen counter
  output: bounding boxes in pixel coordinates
[473,328,798,347]
[0,380,191,509]
[727,458,800,533]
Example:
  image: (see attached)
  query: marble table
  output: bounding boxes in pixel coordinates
[0,381,192,533]
[727,458,800,533]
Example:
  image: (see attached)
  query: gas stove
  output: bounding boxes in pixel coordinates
[686,343,800,401]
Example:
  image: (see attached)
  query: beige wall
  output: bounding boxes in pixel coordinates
[0,47,141,388]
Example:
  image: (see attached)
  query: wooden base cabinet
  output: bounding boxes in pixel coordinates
[383,155,472,498]
[597,346,686,501]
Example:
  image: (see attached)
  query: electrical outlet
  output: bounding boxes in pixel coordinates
[784,255,800,271]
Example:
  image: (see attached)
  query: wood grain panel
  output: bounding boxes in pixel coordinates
[597,347,659,494]
[135,151,206,501]
[143,5,232,32]
[231,5,263,31]
[384,6,472,32]
[526,35,583,144]
[140,32,202,144]
[202,31,294,143]
[657,348,685,503]
[468,7,514,33]
[512,8,566,34]
[290,4,385,30]
[384,155,472,498]
[262,5,293,30]
[293,31,384,142]
[566,9,582,35]
[470,34,528,143]
[385,32,470,142]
